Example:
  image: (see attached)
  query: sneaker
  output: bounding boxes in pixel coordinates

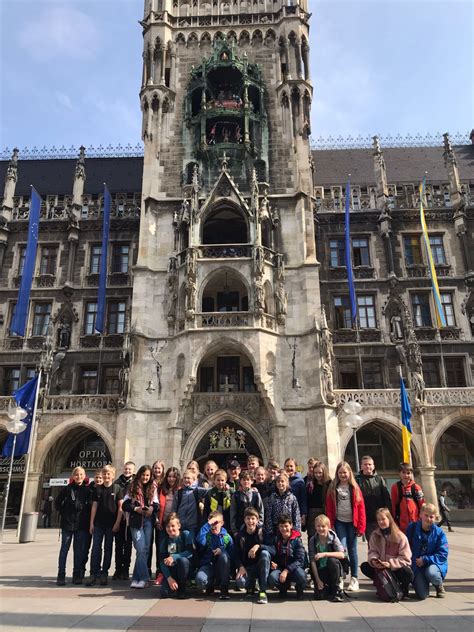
[436,584,446,598]
[99,575,108,586]
[56,574,66,586]
[278,588,288,599]
[155,572,164,586]
[338,577,344,591]
[85,575,97,587]
[332,590,344,603]
[257,591,268,604]
[219,588,230,600]
[130,580,139,588]
[347,577,359,592]
[136,581,147,589]
[112,572,121,580]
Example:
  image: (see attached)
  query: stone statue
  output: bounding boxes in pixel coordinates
[253,245,264,278]
[209,430,219,449]
[58,323,71,349]
[275,253,285,281]
[235,429,246,449]
[412,370,425,405]
[395,344,407,366]
[254,278,265,312]
[168,256,177,274]
[186,247,197,280]
[223,426,233,448]
[185,279,196,317]
[275,283,287,316]
[390,315,404,341]
[322,361,335,404]
[167,291,178,320]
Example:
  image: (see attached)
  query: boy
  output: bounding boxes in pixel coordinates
[406,503,449,600]
[203,468,233,532]
[253,466,273,512]
[86,465,122,586]
[235,507,271,604]
[268,514,306,600]
[113,461,135,580]
[308,514,345,602]
[356,455,391,542]
[303,458,318,485]
[227,460,241,492]
[159,513,194,599]
[196,510,234,600]
[391,463,425,533]
[172,469,207,539]
[246,454,260,480]
[230,471,264,539]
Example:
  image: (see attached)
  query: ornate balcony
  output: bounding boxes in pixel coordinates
[198,244,252,259]
[0,394,120,413]
[192,392,261,423]
[334,387,474,408]
[198,312,252,328]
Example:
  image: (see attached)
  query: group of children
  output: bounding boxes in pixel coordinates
[54,455,449,604]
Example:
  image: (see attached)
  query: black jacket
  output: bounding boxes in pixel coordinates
[55,483,91,531]
[355,471,390,523]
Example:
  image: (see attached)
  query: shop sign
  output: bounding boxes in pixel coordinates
[49,478,69,487]
[68,449,111,470]
[0,456,26,475]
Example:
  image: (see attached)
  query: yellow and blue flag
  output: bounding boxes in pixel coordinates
[400,377,412,464]
[419,177,447,328]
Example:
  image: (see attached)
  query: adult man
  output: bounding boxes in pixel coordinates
[113,461,135,580]
[355,455,391,542]
[438,489,454,532]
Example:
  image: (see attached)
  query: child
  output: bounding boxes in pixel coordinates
[284,458,308,530]
[230,470,264,539]
[113,461,135,581]
[306,462,331,540]
[172,469,207,539]
[55,466,91,586]
[227,460,241,492]
[265,472,301,540]
[246,454,260,480]
[235,507,271,604]
[86,465,122,586]
[308,514,345,602]
[83,469,103,579]
[360,507,413,599]
[406,503,448,600]
[122,465,159,589]
[203,460,218,488]
[268,514,306,600]
[325,461,366,592]
[147,460,165,579]
[391,463,425,533]
[156,467,181,585]
[253,466,273,512]
[186,460,206,487]
[196,510,234,599]
[203,468,233,532]
[159,513,194,599]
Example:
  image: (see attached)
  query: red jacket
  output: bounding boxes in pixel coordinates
[325,484,366,535]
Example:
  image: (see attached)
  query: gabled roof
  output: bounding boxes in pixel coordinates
[198,167,250,217]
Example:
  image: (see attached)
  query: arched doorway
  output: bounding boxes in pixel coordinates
[434,420,474,513]
[193,421,263,469]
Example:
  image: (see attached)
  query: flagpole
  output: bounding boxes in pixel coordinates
[0,435,18,544]
[16,370,42,540]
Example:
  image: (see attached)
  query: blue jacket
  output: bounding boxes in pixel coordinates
[406,520,448,579]
[270,528,306,573]
[289,473,308,517]
[196,522,234,566]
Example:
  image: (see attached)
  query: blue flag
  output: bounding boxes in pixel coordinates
[2,374,40,457]
[95,184,111,334]
[400,377,413,464]
[344,180,357,325]
[10,187,41,336]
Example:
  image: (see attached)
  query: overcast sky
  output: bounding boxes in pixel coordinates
[0,0,472,151]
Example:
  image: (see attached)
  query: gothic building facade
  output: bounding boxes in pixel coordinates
[0,0,473,520]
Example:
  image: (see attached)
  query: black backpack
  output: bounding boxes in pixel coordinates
[394,481,422,524]
[373,568,404,602]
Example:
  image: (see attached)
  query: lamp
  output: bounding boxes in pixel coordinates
[342,400,362,472]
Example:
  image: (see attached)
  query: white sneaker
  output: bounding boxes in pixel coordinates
[347,577,359,592]
[136,581,147,589]
[130,580,139,588]
[338,577,344,591]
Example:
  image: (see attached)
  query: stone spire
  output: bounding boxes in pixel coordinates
[72,146,86,208]
[372,135,388,207]
[442,133,462,208]
[2,147,19,220]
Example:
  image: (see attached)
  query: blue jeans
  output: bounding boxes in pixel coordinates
[196,551,231,590]
[335,520,358,578]
[90,525,114,577]
[160,557,191,597]
[413,564,443,600]
[130,518,153,583]
[268,566,306,591]
[235,550,271,592]
[58,529,88,575]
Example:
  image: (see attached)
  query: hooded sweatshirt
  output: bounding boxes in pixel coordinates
[288,472,308,517]
[273,528,305,572]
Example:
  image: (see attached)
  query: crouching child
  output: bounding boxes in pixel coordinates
[159,513,194,599]
[196,510,234,600]
[308,514,345,602]
[268,514,307,600]
[235,507,272,604]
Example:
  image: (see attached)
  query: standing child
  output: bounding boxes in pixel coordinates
[268,514,307,600]
[147,460,165,580]
[155,467,180,585]
[196,511,234,600]
[265,472,301,540]
[246,454,261,481]
[308,514,345,602]
[113,461,135,580]
[235,507,272,604]
[306,462,331,541]
[86,465,122,586]
[325,461,366,592]
[284,458,308,530]
[230,470,264,539]
[203,468,233,533]
[83,470,103,579]
[203,460,218,488]
[159,513,194,599]
[172,469,207,539]
[55,467,91,586]
[253,466,273,513]
[391,463,425,533]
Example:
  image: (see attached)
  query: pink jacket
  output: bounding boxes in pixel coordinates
[367,528,412,570]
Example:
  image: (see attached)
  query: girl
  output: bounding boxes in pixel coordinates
[55,466,91,586]
[186,460,206,487]
[202,460,218,488]
[325,461,366,592]
[306,462,331,540]
[308,514,345,602]
[264,472,301,539]
[122,465,159,589]
[147,460,165,577]
[361,507,413,599]
[155,467,181,585]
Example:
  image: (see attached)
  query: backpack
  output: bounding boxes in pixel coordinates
[394,481,422,524]
[373,568,404,602]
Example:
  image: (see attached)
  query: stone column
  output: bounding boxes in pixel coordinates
[66,230,79,284]
[21,471,42,514]
[418,465,438,507]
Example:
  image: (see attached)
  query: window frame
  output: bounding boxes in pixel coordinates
[352,237,370,267]
[329,239,346,268]
[440,292,456,327]
[403,234,423,266]
[411,293,432,328]
[89,244,102,274]
[107,301,126,334]
[32,302,52,337]
[39,245,58,276]
[333,295,352,329]
[84,301,98,335]
[111,243,130,274]
[429,235,447,265]
[79,367,98,394]
[357,294,376,329]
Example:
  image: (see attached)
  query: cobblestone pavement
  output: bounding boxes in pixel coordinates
[0,527,472,632]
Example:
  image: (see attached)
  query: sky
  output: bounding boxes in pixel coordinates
[0,0,472,152]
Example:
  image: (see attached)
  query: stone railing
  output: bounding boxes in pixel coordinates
[424,387,474,406]
[198,312,252,328]
[335,387,474,408]
[192,392,260,422]
[198,244,252,258]
[44,395,119,413]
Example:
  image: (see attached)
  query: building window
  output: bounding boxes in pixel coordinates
[357,295,376,328]
[329,240,345,267]
[199,366,214,392]
[334,296,352,329]
[3,368,21,395]
[32,303,52,336]
[422,358,441,387]
[39,246,58,275]
[79,368,98,394]
[103,366,120,394]
[441,293,455,327]
[429,235,446,265]
[8,303,18,336]
[338,360,359,388]
[411,293,431,327]
[107,301,126,334]
[352,238,370,267]
[362,360,383,389]
[111,244,130,273]
[25,367,36,381]
[84,302,98,334]
[404,235,423,265]
[445,358,467,387]
[18,246,26,275]
[89,245,102,274]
